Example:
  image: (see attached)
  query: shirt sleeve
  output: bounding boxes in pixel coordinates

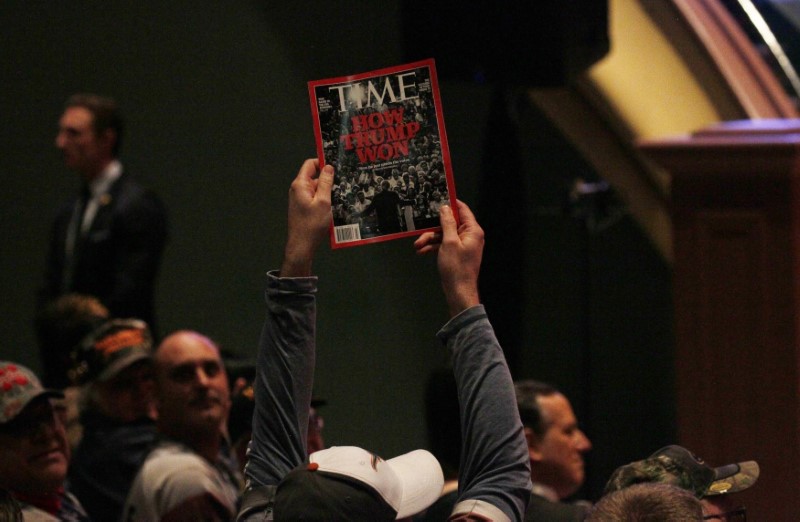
[243,270,317,488]
[438,305,532,522]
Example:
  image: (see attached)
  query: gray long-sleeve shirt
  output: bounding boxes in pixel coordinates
[240,272,530,521]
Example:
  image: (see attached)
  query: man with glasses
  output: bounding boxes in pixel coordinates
[0,361,90,520]
[603,445,756,521]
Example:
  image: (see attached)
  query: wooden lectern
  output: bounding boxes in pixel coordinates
[638,119,800,519]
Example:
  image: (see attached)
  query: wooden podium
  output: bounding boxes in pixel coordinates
[639,120,800,519]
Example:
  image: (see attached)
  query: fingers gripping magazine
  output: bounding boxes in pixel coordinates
[308,59,458,248]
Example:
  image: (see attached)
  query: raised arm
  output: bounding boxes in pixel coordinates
[281,160,335,277]
[241,160,333,501]
[416,202,532,522]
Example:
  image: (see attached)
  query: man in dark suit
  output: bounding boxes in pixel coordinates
[358,179,412,235]
[515,380,593,521]
[40,94,168,338]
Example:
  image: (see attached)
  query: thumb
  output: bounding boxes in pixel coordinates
[316,164,335,199]
[439,204,457,240]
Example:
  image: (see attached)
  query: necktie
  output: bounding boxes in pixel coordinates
[62,186,90,292]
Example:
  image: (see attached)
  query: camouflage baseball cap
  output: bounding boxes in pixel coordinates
[0,362,64,424]
[70,318,153,385]
[605,445,759,498]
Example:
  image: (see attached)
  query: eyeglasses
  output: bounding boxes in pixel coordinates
[703,506,746,521]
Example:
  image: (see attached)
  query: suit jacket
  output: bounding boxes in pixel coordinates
[362,189,404,233]
[41,172,168,332]
[525,493,590,522]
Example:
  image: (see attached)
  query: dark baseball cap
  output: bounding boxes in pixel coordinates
[70,318,153,385]
[605,445,759,498]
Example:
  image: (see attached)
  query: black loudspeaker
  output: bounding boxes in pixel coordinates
[402,1,609,86]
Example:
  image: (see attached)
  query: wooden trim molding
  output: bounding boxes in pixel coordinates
[655,0,798,118]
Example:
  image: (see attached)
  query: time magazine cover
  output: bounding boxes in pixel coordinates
[308,58,458,248]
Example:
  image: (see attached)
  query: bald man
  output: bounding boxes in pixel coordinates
[122,331,241,521]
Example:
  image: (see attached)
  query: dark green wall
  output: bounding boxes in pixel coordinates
[477,91,676,499]
[1,1,674,500]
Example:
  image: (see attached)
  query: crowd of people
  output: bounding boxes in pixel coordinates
[331,161,451,238]
[0,94,761,521]
[322,97,453,237]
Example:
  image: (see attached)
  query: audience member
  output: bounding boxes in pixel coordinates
[68,318,158,522]
[224,351,325,479]
[514,379,593,521]
[122,330,240,521]
[0,489,22,522]
[223,355,256,474]
[306,398,327,456]
[229,384,327,478]
[0,362,89,520]
[604,445,758,520]
[34,293,109,389]
[586,482,703,521]
[40,93,168,334]
[33,293,110,450]
[236,159,531,521]
[228,380,255,476]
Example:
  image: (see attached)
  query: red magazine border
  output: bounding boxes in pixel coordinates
[308,58,459,249]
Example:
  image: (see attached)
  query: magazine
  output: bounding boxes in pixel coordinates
[308,58,458,248]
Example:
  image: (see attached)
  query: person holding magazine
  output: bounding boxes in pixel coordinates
[237,159,530,521]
